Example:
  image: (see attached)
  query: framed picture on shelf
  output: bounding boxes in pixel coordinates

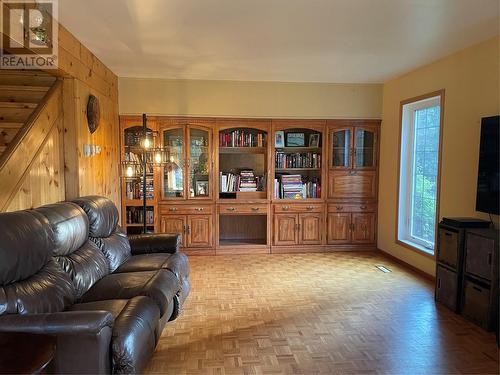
[286,132,305,147]
[275,131,285,148]
[309,134,320,147]
[195,181,209,196]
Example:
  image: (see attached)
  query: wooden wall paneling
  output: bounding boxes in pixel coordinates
[6,119,65,211]
[0,81,63,211]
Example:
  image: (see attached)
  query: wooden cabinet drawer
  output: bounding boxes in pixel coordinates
[218,203,268,215]
[160,204,213,215]
[328,203,376,213]
[273,204,324,213]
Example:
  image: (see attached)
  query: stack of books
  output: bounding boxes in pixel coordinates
[220,170,262,192]
[274,175,321,199]
[239,170,257,191]
[280,174,304,199]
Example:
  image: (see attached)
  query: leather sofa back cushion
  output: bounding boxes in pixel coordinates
[35,202,89,256]
[0,210,53,285]
[72,196,119,237]
[0,260,75,315]
[92,228,131,273]
[55,241,109,299]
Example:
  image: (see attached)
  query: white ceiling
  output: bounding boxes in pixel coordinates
[58,0,499,83]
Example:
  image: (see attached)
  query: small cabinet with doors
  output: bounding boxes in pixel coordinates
[327,200,377,245]
[159,204,214,250]
[273,204,324,246]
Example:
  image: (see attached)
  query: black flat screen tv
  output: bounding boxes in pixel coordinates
[476,115,500,215]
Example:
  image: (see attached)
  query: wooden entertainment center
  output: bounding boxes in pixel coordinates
[120,116,380,255]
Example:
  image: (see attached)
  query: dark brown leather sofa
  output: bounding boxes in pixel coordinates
[0,196,190,374]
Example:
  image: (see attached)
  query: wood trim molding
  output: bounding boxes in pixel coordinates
[394,89,445,261]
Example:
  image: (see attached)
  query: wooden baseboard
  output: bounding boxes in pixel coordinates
[378,248,435,282]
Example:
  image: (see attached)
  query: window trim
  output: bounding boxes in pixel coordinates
[395,90,445,258]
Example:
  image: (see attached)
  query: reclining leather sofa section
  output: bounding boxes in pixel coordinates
[0,195,190,374]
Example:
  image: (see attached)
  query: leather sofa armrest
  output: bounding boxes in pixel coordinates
[0,311,113,335]
[128,233,180,255]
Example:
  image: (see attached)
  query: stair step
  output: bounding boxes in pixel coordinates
[0,102,38,109]
[0,85,50,92]
[0,71,56,87]
[0,107,34,122]
[0,122,23,129]
[0,127,20,144]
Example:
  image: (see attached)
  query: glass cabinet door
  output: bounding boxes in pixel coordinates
[188,127,210,198]
[331,129,351,168]
[163,128,185,198]
[354,127,376,168]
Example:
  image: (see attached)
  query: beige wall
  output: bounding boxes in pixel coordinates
[378,36,500,275]
[119,78,382,118]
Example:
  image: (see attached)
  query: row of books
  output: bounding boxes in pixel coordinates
[126,207,154,225]
[219,130,266,147]
[125,180,154,200]
[274,175,321,199]
[275,152,321,169]
[220,170,265,192]
[124,152,154,173]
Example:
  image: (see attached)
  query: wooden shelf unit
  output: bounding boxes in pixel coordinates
[120,116,160,234]
[120,116,380,255]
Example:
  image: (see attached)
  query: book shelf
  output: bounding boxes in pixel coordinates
[272,127,324,201]
[120,118,158,235]
[120,115,380,254]
[217,126,269,201]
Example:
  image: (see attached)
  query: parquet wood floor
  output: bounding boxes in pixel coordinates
[145,252,499,374]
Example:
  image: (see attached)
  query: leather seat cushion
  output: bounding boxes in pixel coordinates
[115,253,190,280]
[70,296,159,374]
[80,270,180,316]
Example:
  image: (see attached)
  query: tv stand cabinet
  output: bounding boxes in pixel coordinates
[120,116,380,255]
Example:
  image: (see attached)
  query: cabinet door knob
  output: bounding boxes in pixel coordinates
[227,207,236,211]
[195,207,204,212]
[169,207,177,212]
[186,225,190,235]
[251,207,260,211]
[306,206,314,210]
[282,205,290,211]
[360,205,367,210]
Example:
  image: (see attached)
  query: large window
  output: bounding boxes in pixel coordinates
[397,92,443,254]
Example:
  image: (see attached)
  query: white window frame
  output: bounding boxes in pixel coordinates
[397,92,443,255]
